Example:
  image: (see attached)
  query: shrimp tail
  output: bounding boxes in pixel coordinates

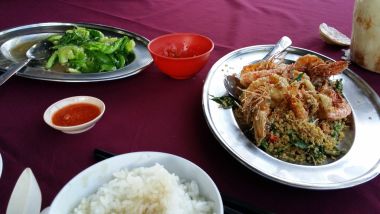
[309,61,348,79]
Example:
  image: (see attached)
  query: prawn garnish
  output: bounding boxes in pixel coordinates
[241,60,278,75]
[294,54,348,81]
[240,65,293,88]
[240,74,288,143]
[294,54,324,72]
[240,68,282,87]
[317,83,352,120]
[234,54,351,146]
[308,61,348,79]
[241,84,270,144]
[285,85,314,120]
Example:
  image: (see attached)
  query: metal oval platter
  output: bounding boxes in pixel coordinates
[202,45,380,189]
[0,22,152,82]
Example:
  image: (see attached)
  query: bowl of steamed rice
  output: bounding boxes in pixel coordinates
[49,152,222,214]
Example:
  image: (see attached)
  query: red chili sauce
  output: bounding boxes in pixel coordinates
[52,103,101,126]
[162,46,198,58]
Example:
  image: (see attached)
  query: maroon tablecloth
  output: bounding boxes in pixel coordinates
[1,0,379,213]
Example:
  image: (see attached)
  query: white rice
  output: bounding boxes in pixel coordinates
[72,164,215,214]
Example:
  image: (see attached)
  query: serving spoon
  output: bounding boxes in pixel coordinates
[0,40,51,86]
[224,36,292,100]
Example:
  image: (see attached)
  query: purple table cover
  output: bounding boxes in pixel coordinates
[0,0,379,213]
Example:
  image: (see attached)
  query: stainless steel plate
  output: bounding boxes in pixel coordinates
[0,22,153,82]
[202,45,380,189]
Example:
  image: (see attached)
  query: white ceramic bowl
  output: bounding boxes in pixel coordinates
[49,152,223,214]
[43,96,105,134]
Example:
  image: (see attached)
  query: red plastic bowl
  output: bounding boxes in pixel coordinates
[148,33,214,79]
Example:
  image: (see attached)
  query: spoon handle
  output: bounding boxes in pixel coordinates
[262,36,292,61]
[0,59,31,86]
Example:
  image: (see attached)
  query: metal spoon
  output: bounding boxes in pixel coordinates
[224,75,244,101]
[251,36,292,63]
[224,36,292,100]
[0,41,51,86]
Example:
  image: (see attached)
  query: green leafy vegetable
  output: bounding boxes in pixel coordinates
[331,121,344,140]
[288,131,309,149]
[295,72,304,82]
[292,139,309,149]
[308,146,327,165]
[260,139,269,150]
[334,79,344,94]
[45,27,136,73]
[210,95,237,109]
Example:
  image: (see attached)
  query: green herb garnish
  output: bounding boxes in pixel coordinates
[210,95,237,109]
[292,140,308,149]
[288,131,309,149]
[334,79,344,94]
[259,139,269,150]
[331,121,344,140]
[295,72,304,82]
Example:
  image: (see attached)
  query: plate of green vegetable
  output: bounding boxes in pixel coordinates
[0,22,153,82]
